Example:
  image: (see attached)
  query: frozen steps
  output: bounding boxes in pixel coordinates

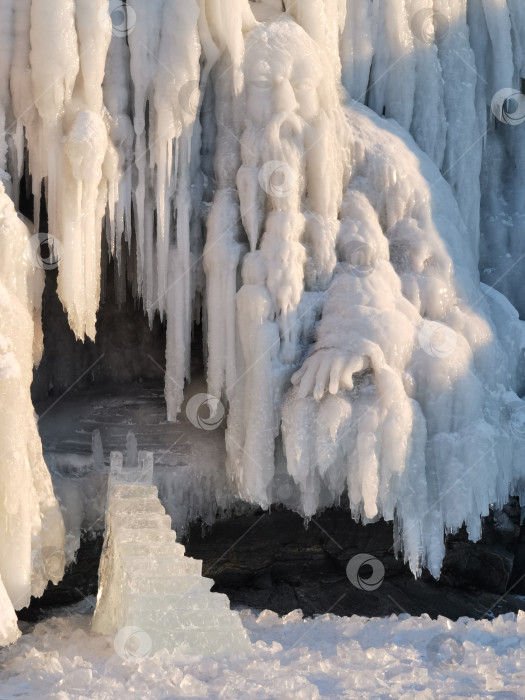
[92,450,251,657]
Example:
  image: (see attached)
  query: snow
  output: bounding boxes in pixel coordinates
[0,605,523,698]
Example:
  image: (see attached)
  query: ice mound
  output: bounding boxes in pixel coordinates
[92,449,251,657]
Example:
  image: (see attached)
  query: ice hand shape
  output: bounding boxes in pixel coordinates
[291,349,370,400]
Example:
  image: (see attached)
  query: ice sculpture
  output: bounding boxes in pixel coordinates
[0,0,525,617]
[93,448,251,656]
[216,7,525,577]
[0,183,65,635]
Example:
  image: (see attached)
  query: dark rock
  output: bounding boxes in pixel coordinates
[17,533,103,622]
[19,503,525,623]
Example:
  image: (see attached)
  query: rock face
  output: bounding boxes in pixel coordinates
[22,501,524,623]
[184,503,525,620]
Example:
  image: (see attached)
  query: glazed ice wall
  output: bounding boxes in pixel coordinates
[0,0,525,590]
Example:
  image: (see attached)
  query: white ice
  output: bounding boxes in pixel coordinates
[0,605,523,697]
[2,0,525,622]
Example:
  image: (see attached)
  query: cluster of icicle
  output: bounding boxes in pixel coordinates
[0,183,65,644]
[1,0,525,591]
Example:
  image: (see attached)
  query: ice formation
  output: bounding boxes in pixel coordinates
[1,0,525,624]
[0,184,65,639]
[93,448,251,656]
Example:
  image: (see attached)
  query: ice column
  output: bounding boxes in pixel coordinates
[0,183,65,634]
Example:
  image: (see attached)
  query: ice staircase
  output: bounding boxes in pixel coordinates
[92,450,251,656]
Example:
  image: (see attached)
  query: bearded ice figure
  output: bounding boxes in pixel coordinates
[205,10,348,498]
[204,4,524,577]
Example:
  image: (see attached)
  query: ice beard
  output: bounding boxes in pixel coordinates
[222,17,348,504]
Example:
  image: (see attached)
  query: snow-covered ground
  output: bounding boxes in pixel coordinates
[0,603,523,699]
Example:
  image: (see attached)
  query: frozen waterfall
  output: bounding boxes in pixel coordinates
[2,0,525,635]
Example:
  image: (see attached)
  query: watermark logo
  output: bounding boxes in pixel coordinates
[346,553,385,591]
[500,399,525,439]
[426,633,464,670]
[345,241,376,277]
[100,1,137,38]
[114,626,152,662]
[27,233,63,270]
[186,393,225,431]
[418,320,457,359]
[410,9,449,45]
[179,80,201,118]
[259,161,296,198]
[491,88,525,126]
[42,546,66,581]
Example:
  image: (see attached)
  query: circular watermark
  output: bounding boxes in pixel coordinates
[42,546,66,580]
[27,233,63,270]
[500,399,525,438]
[418,321,457,359]
[346,553,385,591]
[99,1,137,38]
[274,478,294,502]
[185,393,225,431]
[114,626,152,662]
[345,241,376,277]
[410,8,449,45]
[179,80,201,118]
[426,633,464,670]
[258,161,296,198]
[491,88,525,126]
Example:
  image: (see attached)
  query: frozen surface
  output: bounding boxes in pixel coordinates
[2,0,525,628]
[0,604,523,698]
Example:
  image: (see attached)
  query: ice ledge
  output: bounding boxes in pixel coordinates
[92,450,251,657]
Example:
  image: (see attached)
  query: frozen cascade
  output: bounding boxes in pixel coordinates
[2,0,525,628]
[92,449,251,656]
[0,184,65,640]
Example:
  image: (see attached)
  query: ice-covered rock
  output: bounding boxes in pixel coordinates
[2,0,525,607]
[0,183,65,621]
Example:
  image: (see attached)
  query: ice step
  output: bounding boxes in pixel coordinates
[110,484,159,499]
[115,528,177,546]
[109,513,172,532]
[123,591,232,614]
[108,498,166,517]
[124,607,246,632]
[116,541,187,560]
[122,572,215,595]
[119,554,202,576]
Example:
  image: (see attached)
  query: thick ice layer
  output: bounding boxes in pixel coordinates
[0,184,65,622]
[93,449,251,656]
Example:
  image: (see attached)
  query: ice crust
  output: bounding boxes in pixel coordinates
[92,450,251,656]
